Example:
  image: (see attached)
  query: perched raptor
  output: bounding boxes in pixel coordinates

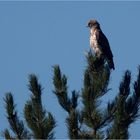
[87,19,115,70]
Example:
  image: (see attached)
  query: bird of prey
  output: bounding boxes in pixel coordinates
[87,19,115,70]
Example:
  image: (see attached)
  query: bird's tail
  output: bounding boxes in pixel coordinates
[108,58,115,70]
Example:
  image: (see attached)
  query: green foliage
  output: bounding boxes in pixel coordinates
[108,68,140,139]
[52,53,112,139]
[53,65,71,113]
[3,93,30,139]
[3,75,55,139]
[3,129,12,139]
[66,110,79,139]
[53,52,140,139]
[2,51,140,139]
[24,74,56,139]
[53,65,80,139]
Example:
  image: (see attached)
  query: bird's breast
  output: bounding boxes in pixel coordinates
[90,34,98,49]
[90,31,102,56]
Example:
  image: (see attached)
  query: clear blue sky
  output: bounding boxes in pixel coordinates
[0,1,140,139]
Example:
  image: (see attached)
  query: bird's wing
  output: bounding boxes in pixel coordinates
[95,29,113,58]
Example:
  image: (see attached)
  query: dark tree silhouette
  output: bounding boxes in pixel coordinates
[3,75,55,139]
[3,93,30,139]
[53,52,140,139]
[2,52,140,139]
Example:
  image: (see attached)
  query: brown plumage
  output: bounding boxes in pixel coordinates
[87,19,115,70]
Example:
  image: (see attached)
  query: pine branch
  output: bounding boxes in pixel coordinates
[24,101,39,138]
[44,112,56,139]
[53,65,71,113]
[81,53,111,137]
[3,93,30,139]
[28,74,42,104]
[108,70,131,139]
[53,65,81,139]
[86,52,111,97]
[98,100,116,130]
[86,51,105,72]
[70,90,78,110]
[3,129,13,140]
[66,110,79,139]
[125,66,140,124]
[119,70,131,97]
[24,74,55,139]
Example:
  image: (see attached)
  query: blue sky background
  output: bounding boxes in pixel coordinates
[0,1,140,139]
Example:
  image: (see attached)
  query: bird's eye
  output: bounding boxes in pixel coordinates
[88,23,91,27]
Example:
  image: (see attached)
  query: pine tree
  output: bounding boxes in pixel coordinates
[24,74,56,139]
[3,75,55,139]
[108,68,140,139]
[2,52,140,139]
[53,51,140,139]
[3,93,30,139]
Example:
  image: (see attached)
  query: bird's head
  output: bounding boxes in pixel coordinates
[87,19,100,28]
